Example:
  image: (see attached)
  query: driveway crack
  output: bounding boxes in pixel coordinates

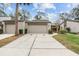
[28,34,37,56]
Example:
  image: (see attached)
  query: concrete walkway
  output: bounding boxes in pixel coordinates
[0,34,78,56]
[0,34,15,40]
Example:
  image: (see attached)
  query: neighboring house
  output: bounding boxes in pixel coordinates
[0,22,3,34]
[0,17,51,34]
[60,20,79,33]
[51,23,60,33]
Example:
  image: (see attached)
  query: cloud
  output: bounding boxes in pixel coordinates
[67,3,79,8]
[61,3,79,14]
[7,7,12,12]
[19,7,22,10]
[48,13,57,18]
[71,4,79,8]
[67,4,72,8]
[59,10,70,14]
[47,13,58,22]
[33,3,56,12]
[41,3,56,9]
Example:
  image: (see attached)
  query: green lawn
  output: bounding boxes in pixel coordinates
[53,33,79,54]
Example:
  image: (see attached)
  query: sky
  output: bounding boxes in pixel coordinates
[0,3,79,22]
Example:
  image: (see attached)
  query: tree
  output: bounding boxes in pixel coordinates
[34,11,48,20]
[59,13,70,31]
[19,9,31,20]
[15,3,19,35]
[0,9,7,16]
[0,4,7,16]
[71,5,79,20]
[0,3,11,16]
[15,3,31,35]
[19,9,31,34]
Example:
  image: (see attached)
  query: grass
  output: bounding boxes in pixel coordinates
[0,35,22,47]
[53,33,79,54]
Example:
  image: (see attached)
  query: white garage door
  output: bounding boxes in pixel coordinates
[28,25,48,33]
[6,25,15,34]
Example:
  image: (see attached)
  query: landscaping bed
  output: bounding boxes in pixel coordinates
[0,34,22,47]
[53,33,79,54]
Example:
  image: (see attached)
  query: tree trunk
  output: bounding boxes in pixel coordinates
[15,3,19,35]
[64,20,67,31]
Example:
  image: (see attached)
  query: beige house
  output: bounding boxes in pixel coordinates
[0,17,51,34]
[60,20,79,33]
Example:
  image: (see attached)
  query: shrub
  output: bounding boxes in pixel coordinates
[66,27,71,32]
[19,29,27,34]
[0,29,3,34]
[70,32,77,34]
[59,30,67,34]
[48,29,52,34]
[19,29,23,34]
[25,29,27,34]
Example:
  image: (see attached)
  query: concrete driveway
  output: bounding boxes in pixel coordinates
[0,34,78,56]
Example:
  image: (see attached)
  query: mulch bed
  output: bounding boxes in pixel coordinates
[0,34,22,47]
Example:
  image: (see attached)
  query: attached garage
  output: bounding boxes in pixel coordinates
[4,20,16,34]
[2,18,51,34]
[5,24,15,34]
[27,20,50,33]
[28,25,48,33]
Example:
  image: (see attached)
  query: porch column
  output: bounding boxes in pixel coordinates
[56,25,59,33]
[23,21,25,34]
[2,22,6,33]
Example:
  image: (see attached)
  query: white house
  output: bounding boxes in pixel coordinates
[0,17,51,34]
[60,20,79,33]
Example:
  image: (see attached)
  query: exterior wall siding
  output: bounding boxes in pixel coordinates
[60,21,79,33]
[67,21,79,33]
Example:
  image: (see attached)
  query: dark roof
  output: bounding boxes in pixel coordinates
[29,20,51,23]
[67,20,79,22]
[3,19,29,22]
[60,20,79,25]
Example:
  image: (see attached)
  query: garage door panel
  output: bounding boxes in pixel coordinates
[6,25,15,34]
[28,25,47,33]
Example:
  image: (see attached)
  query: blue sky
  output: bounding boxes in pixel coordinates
[1,3,79,22]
